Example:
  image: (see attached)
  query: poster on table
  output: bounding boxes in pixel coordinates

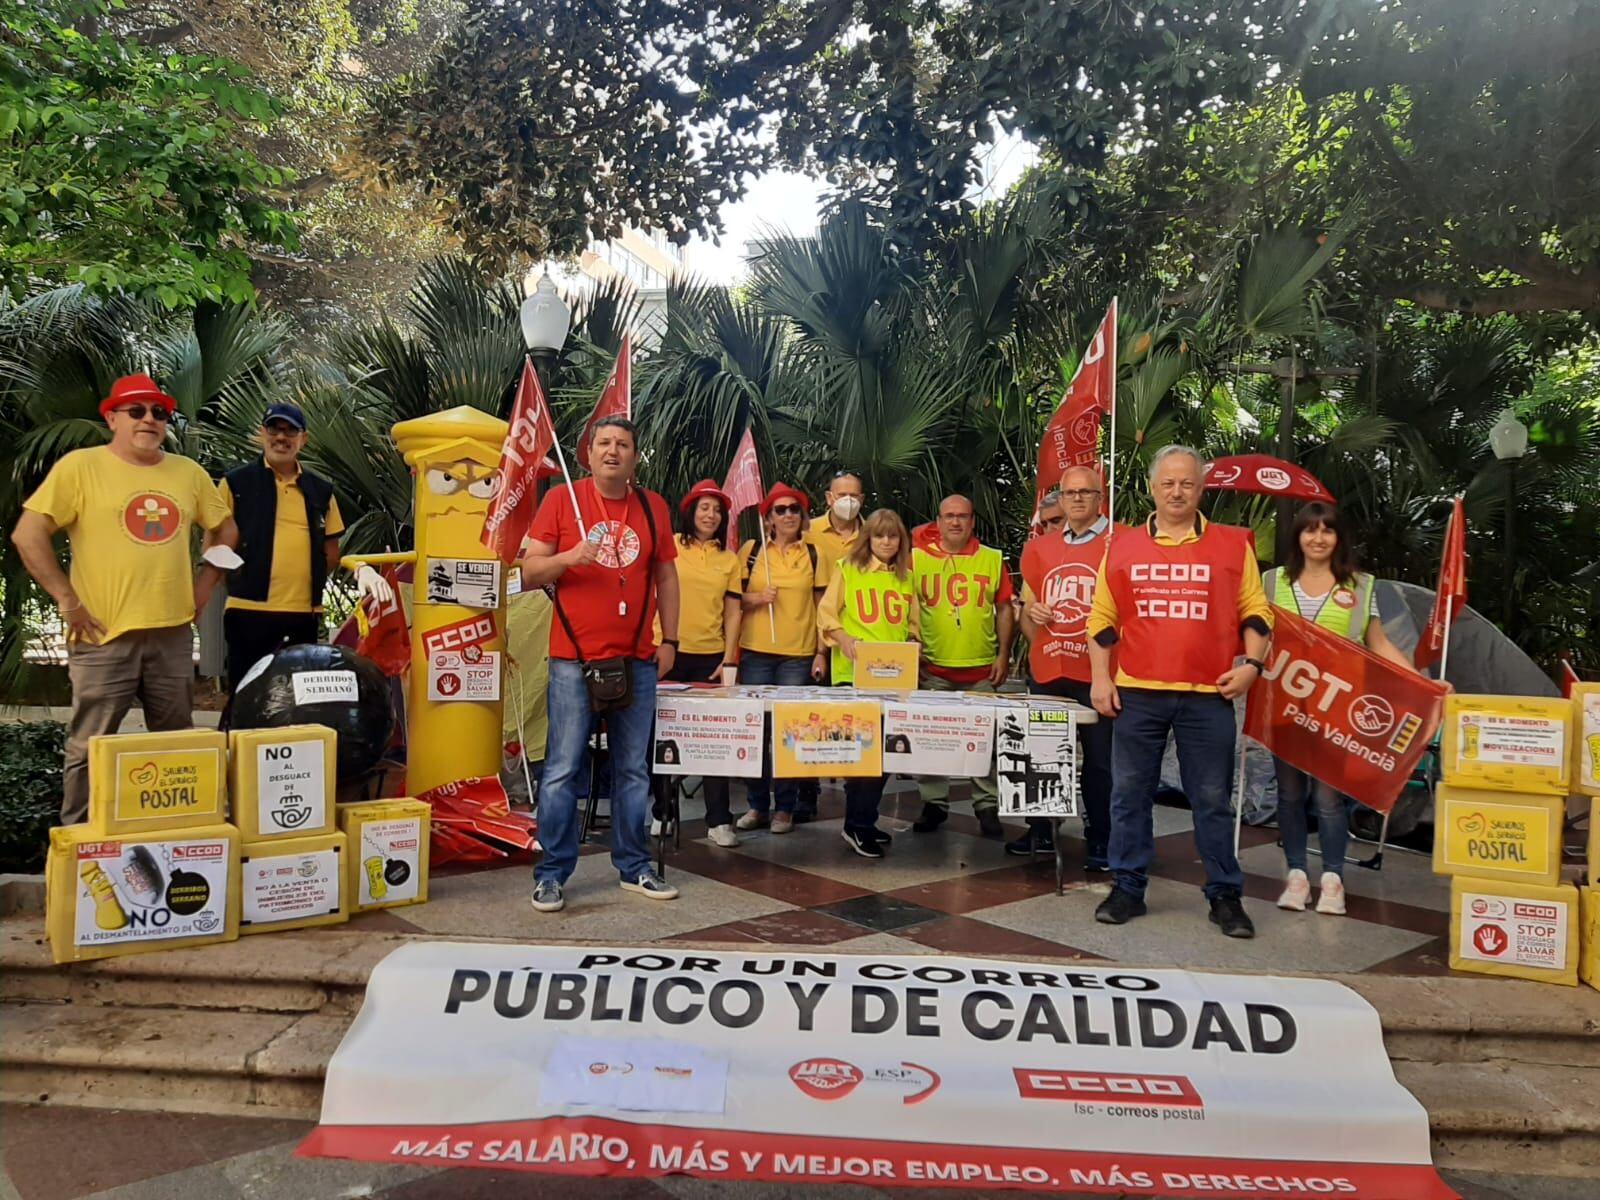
[771,700,881,778]
[72,837,231,947]
[653,696,765,779]
[299,942,1454,1199]
[852,642,919,691]
[996,702,1080,817]
[882,698,994,777]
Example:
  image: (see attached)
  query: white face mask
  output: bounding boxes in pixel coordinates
[831,495,862,522]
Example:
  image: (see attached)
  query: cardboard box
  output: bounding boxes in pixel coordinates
[1580,886,1600,994]
[1431,784,1565,887]
[45,822,240,963]
[239,831,348,935]
[228,725,338,840]
[1589,796,1599,890]
[1574,683,1600,798]
[1440,694,1570,795]
[1449,876,1579,986]
[87,730,227,834]
[338,799,430,911]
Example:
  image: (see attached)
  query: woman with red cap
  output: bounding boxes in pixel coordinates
[735,482,826,834]
[653,480,744,846]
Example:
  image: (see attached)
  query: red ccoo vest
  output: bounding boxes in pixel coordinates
[1020,523,1127,684]
[1104,520,1253,686]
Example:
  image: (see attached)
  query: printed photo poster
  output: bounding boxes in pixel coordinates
[654,696,765,779]
[73,837,232,947]
[852,642,919,691]
[882,699,994,777]
[425,558,502,609]
[771,700,881,778]
[997,701,1080,817]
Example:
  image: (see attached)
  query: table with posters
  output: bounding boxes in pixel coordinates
[651,685,1095,821]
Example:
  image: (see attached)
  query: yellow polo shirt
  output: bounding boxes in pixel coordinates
[1085,514,1270,693]
[219,473,345,613]
[807,513,862,588]
[670,535,743,655]
[738,538,822,657]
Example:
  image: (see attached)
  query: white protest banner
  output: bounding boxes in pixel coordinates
[653,696,764,778]
[997,701,1081,817]
[300,944,1453,1199]
[882,698,993,777]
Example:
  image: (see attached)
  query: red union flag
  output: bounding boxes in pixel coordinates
[1414,495,1467,670]
[1037,299,1116,510]
[577,333,631,470]
[481,358,556,562]
[354,565,410,676]
[1247,606,1448,813]
[721,424,764,549]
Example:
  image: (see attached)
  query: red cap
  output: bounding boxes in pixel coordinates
[99,373,176,418]
[678,478,732,515]
[759,482,809,517]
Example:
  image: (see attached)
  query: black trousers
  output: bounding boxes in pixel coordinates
[224,608,320,693]
[652,649,732,827]
[1029,676,1112,861]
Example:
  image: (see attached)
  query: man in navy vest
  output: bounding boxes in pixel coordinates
[215,403,344,690]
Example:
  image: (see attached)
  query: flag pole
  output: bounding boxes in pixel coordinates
[1232,735,1247,857]
[760,519,778,643]
[1106,296,1119,526]
[545,408,586,529]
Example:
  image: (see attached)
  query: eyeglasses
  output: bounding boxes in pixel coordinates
[114,404,171,422]
[770,504,802,516]
[263,420,301,436]
[1062,488,1101,499]
[939,511,974,521]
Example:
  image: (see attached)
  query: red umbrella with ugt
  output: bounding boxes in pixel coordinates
[1204,454,1335,503]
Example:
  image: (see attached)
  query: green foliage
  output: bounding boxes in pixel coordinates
[0,0,299,305]
[0,721,65,873]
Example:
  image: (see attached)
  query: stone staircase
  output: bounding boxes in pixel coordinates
[3,917,1598,1178]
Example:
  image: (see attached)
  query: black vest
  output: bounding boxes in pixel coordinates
[224,458,335,606]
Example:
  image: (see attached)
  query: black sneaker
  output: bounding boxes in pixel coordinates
[1005,825,1055,857]
[911,803,947,833]
[865,826,893,847]
[976,809,1005,839]
[1094,889,1147,925]
[530,879,565,913]
[1209,895,1255,939]
[841,828,885,859]
[621,870,680,901]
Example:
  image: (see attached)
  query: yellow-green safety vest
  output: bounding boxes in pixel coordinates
[831,560,916,684]
[1266,568,1374,641]
[914,543,1005,668]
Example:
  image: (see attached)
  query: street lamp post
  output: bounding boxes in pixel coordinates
[1489,407,1529,626]
[519,273,572,396]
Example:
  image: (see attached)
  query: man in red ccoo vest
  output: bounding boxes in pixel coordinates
[1087,446,1272,938]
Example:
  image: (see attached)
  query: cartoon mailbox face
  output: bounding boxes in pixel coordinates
[345,407,512,795]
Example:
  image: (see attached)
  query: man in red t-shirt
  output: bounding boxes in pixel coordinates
[521,417,680,913]
[1012,467,1121,867]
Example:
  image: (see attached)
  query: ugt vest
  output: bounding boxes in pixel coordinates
[914,543,1005,668]
[1020,524,1124,684]
[1264,567,1373,642]
[830,560,916,684]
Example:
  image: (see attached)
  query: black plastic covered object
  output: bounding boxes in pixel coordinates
[231,644,396,781]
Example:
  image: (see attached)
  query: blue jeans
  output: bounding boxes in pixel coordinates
[1274,756,1350,877]
[536,658,656,885]
[739,650,813,814]
[1109,688,1243,901]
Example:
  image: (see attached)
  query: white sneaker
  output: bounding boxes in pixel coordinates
[1315,872,1347,915]
[1276,869,1310,911]
[650,819,664,837]
[735,811,768,831]
[708,824,739,848]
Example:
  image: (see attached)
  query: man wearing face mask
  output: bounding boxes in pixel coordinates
[799,470,865,821]
[215,403,345,693]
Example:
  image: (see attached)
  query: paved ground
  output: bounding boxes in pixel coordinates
[0,1105,1586,1200]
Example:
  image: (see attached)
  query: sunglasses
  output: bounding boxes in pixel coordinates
[114,404,171,422]
[770,504,803,516]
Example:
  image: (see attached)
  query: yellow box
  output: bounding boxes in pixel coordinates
[1450,876,1579,986]
[771,699,882,778]
[1573,683,1600,797]
[1581,887,1600,993]
[239,831,348,935]
[45,822,240,964]
[852,642,919,691]
[1431,784,1564,887]
[88,729,227,834]
[338,799,430,911]
[1589,796,1598,889]
[228,725,338,840]
[1440,694,1570,795]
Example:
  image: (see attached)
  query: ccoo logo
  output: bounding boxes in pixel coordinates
[789,1058,862,1100]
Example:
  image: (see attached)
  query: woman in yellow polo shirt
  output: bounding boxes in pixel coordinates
[654,480,744,847]
[736,482,825,834]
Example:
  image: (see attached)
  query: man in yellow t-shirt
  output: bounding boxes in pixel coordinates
[12,374,236,824]
[215,403,345,691]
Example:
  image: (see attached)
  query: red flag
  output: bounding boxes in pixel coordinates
[721,425,764,549]
[576,334,632,470]
[1560,659,1580,698]
[353,566,410,676]
[1037,300,1116,510]
[481,359,556,562]
[1414,495,1468,670]
[1247,606,1448,813]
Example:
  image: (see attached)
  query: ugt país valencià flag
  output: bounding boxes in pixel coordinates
[720,424,764,549]
[1414,495,1467,671]
[576,334,632,471]
[481,358,557,563]
[1037,299,1116,511]
[1246,606,1448,814]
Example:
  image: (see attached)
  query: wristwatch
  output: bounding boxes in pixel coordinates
[1243,656,1267,673]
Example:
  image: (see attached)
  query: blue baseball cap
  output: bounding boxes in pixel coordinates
[263,402,307,430]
